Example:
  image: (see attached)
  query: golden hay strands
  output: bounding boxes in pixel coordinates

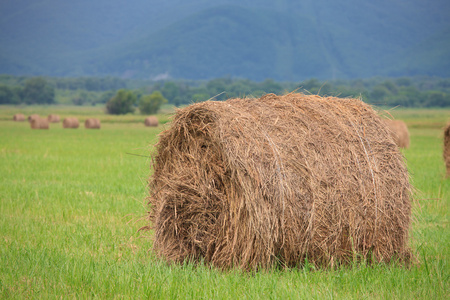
[30,117,49,129]
[145,93,412,271]
[383,119,410,148]
[144,116,159,127]
[84,118,101,129]
[13,114,26,121]
[47,114,61,123]
[63,117,79,129]
[444,123,450,177]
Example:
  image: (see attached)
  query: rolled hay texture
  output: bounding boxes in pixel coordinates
[13,114,26,121]
[47,114,60,123]
[28,114,40,122]
[63,117,79,129]
[30,117,49,129]
[145,116,159,127]
[383,119,410,148]
[444,123,450,177]
[147,93,412,270]
[85,118,101,129]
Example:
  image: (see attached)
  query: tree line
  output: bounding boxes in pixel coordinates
[1,75,450,110]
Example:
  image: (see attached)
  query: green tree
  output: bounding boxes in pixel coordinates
[301,78,321,94]
[72,90,90,106]
[22,77,55,104]
[106,89,136,114]
[97,90,116,104]
[369,85,391,103]
[139,91,167,114]
[192,93,209,103]
[206,78,229,100]
[161,82,180,103]
[0,84,21,104]
[425,91,450,107]
[260,79,283,94]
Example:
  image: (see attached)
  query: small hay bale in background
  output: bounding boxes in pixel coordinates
[145,116,159,127]
[383,119,410,148]
[146,93,412,270]
[444,123,450,177]
[28,114,40,122]
[30,117,49,129]
[85,118,101,129]
[47,114,61,123]
[63,117,79,129]
[13,114,26,121]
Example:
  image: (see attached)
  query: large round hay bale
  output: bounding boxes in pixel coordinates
[28,114,40,122]
[145,116,159,127]
[47,114,60,123]
[146,93,412,270]
[63,117,79,129]
[383,119,410,148]
[444,123,450,177]
[84,118,101,129]
[30,117,49,129]
[13,114,26,121]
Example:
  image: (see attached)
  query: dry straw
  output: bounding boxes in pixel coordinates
[47,114,61,123]
[85,118,101,129]
[145,93,412,270]
[30,117,49,129]
[63,117,79,129]
[383,119,410,148]
[145,116,159,127]
[28,114,40,122]
[444,123,450,177]
[13,114,26,121]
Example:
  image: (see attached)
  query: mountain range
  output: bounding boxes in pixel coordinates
[0,0,449,81]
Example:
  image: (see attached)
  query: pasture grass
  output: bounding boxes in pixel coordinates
[0,106,449,299]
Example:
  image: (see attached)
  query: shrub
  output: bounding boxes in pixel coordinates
[106,89,136,115]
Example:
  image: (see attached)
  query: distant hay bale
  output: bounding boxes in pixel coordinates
[28,114,40,122]
[13,114,26,121]
[30,117,49,129]
[84,118,101,129]
[444,123,450,177]
[63,117,79,129]
[383,119,410,148]
[47,114,60,123]
[145,116,159,127]
[145,93,412,270]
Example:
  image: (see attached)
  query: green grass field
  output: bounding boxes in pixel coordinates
[0,106,449,299]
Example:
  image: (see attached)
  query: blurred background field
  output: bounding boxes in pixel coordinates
[0,106,448,298]
[0,104,175,124]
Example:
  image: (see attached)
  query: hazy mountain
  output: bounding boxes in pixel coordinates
[0,0,449,81]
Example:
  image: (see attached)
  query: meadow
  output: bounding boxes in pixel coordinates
[0,105,448,299]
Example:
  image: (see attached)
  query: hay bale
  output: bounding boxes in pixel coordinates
[28,114,40,122]
[63,117,79,129]
[47,114,60,123]
[30,117,49,129]
[383,119,410,148]
[145,116,159,127]
[84,118,101,129]
[13,114,26,121]
[146,93,412,270]
[444,123,450,177]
